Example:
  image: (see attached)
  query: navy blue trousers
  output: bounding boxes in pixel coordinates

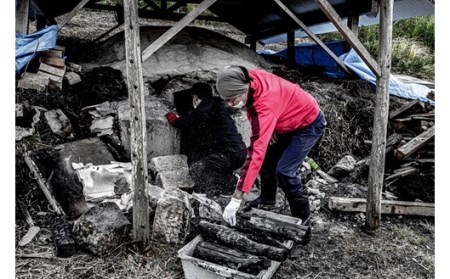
[260,111,327,198]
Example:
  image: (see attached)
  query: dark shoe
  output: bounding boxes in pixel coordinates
[245,196,276,209]
[286,190,311,245]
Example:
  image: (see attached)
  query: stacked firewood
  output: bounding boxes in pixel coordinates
[192,203,308,275]
[385,99,435,192]
[17,45,82,92]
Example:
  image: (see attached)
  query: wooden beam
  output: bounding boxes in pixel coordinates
[274,0,352,76]
[93,23,124,43]
[142,0,218,62]
[123,0,150,244]
[366,0,394,231]
[314,0,381,78]
[329,197,434,217]
[57,0,90,30]
[389,99,424,120]
[395,126,435,160]
[16,0,30,34]
[347,15,359,37]
[287,30,295,67]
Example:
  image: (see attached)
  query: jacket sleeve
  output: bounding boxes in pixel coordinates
[171,107,210,130]
[237,106,277,193]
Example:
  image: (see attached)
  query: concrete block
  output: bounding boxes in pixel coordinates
[117,96,181,160]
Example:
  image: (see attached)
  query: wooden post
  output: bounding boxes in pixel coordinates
[57,0,90,30]
[366,0,394,232]
[123,0,150,244]
[142,0,218,62]
[274,0,352,76]
[16,0,30,34]
[287,30,295,67]
[250,40,257,51]
[347,15,359,37]
[314,0,381,78]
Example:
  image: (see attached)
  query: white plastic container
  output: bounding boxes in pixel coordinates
[177,208,301,279]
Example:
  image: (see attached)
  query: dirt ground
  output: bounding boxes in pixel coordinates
[15,9,435,279]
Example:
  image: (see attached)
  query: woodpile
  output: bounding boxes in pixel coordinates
[191,201,308,275]
[17,45,82,92]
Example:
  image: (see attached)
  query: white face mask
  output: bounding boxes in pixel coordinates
[230,100,245,109]
[193,97,201,109]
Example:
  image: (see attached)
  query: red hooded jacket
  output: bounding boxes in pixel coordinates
[236,69,320,193]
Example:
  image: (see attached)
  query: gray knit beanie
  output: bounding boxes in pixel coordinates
[216,66,249,100]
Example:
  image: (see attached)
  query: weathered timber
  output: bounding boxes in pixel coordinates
[16,0,30,34]
[39,63,66,77]
[389,99,424,120]
[142,0,218,62]
[17,72,49,91]
[395,126,435,160]
[57,0,90,29]
[193,241,271,275]
[385,167,418,181]
[40,49,64,58]
[366,0,394,231]
[342,133,403,183]
[198,220,289,262]
[236,213,307,243]
[274,0,352,76]
[52,217,76,258]
[38,71,63,90]
[64,72,82,85]
[329,197,434,217]
[317,169,339,183]
[314,0,381,77]
[123,0,150,243]
[39,57,66,67]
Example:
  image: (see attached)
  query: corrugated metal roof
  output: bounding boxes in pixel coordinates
[261,0,434,44]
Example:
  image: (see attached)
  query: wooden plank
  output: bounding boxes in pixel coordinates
[17,72,49,91]
[142,0,218,62]
[389,99,421,120]
[16,0,30,34]
[40,57,66,67]
[347,15,359,37]
[314,0,381,78]
[57,0,90,30]
[40,49,64,58]
[39,63,66,77]
[366,0,394,231]
[395,126,435,160]
[274,0,353,76]
[24,152,63,215]
[385,167,418,181]
[38,71,63,90]
[123,0,150,244]
[328,197,434,217]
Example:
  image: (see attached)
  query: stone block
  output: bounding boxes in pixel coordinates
[156,169,195,191]
[117,96,181,160]
[328,155,357,178]
[152,188,192,244]
[72,202,131,255]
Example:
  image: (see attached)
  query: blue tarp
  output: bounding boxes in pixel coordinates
[339,49,434,106]
[15,25,58,74]
[258,41,434,105]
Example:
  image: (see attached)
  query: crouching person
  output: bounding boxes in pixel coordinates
[216,66,327,245]
[165,82,247,196]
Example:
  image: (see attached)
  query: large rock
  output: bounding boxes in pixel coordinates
[81,26,272,84]
[117,96,181,160]
[149,155,194,191]
[328,155,357,178]
[72,202,131,255]
[152,188,192,244]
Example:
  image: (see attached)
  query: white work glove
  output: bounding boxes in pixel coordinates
[223,197,242,226]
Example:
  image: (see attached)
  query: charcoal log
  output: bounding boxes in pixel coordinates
[193,241,271,275]
[52,216,76,258]
[199,220,288,261]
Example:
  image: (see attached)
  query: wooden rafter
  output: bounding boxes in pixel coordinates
[274,0,353,76]
[314,0,381,78]
[57,0,90,30]
[142,0,218,62]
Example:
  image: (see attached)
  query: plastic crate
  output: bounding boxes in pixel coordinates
[177,208,301,279]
